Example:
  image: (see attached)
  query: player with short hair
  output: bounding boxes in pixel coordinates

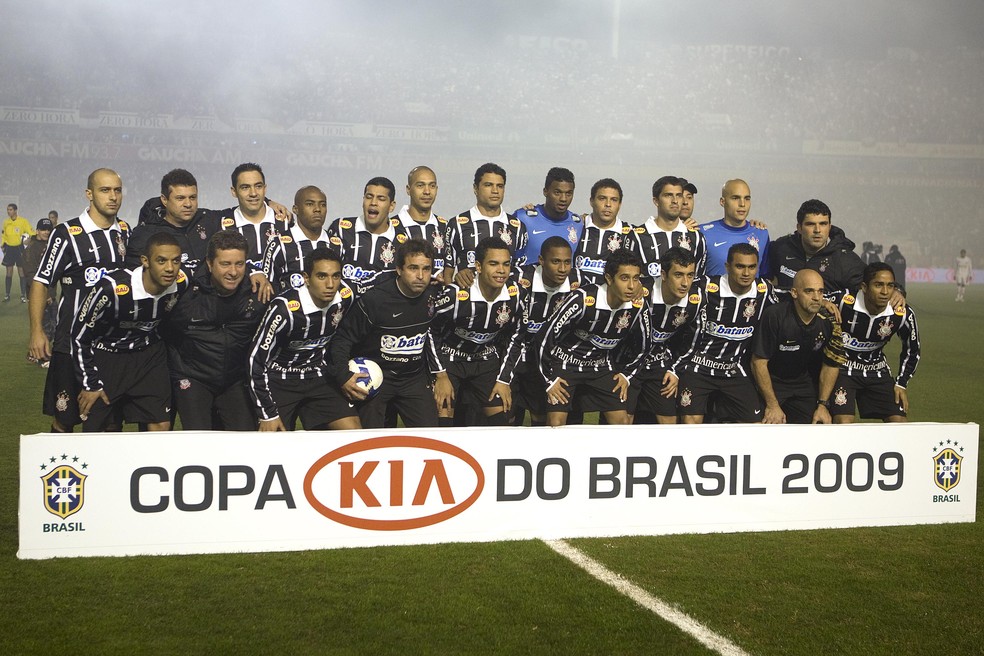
[395,166,447,282]
[677,243,779,423]
[71,233,188,431]
[751,269,846,424]
[29,168,130,432]
[249,247,359,431]
[700,179,771,278]
[3,203,34,302]
[573,178,633,285]
[537,249,650,426]
[679,180,698,223]
[23,218,56,364]
[955,249,972,301]
[261,185,334,293]
[630,175,706,283]
[829,263,920,423]
[513,166,582,265]
[327,177,409,285]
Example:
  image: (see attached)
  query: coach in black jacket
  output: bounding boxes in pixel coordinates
[161,231,266,430]
[768,199,865,293]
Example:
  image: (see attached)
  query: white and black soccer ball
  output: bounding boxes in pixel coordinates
[348,357,384,399]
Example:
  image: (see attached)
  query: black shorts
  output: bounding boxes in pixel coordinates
[677,370,763,422]
[268,376,357,429]
[359,370,438,429]
[829,374,906,419]
[2,245,23,267]
[548,369,627,414]
[172,376,256,430]
[445,359,505,410]
[627,368,679,417]
[772,375,818,424]
[83,341,171,431]
[511,361,548,417]
[42,351,82,427]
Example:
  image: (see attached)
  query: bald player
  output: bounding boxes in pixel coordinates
[700,179,771,278]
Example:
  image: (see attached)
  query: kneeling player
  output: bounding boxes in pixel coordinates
[249,247,360,430]
[537,249,650,426]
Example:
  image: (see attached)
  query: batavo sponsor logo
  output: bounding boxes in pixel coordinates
[304,436,484,531]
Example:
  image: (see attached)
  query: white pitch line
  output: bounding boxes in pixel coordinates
[544,539,751,656]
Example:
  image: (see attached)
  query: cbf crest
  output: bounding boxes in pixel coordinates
[933,447,962,492]
[41,463,87,519]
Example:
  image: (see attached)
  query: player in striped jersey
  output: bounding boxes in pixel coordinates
[29,168,130,431]
[71,233,188,432]
[630,175,706,283]
[537,249,650,426]
[625,247,701,424]
[677,243,779,423]
[829,263,920,422]
[573,178,633,285]
[249,248,359,431]
[395,166,447,282]
[327,177,409,285]
[216,163,285,271]
[444,162,527,286]
[261,185,333,293]
[512,237,580,425]
[430,237,527,426]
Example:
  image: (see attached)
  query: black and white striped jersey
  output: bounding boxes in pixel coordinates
[536,282,650,386]
[515,264,581,352]
[260,223,333,293]
[678,275,779,378]
[572,215,634,285]
[327,215,409,285]
[443,207,528,274]
[33,209,131,354]
[395,206,448,278]
[832,291,920,387]
[217,205,281,270]
[71,266,189,391]
[428,279,526,384]
[638,279,703,376]
[248,282,355,420]
[629,217,707,281]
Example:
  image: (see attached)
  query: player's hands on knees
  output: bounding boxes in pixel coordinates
[660,371,679,397]
[433,372,454,410]
[546,378,570,406]
[77,389,109,419]
[489,382,511,413]
[763,403,786,424]
[612,373,630,402]
[894,385,909,414]
[342,373,370,402]
[259,417,286,432]
[453,268,475,288]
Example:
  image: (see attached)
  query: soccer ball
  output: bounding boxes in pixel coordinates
[348,357,384,399]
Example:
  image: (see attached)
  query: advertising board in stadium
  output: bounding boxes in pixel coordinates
[19,423,978,559]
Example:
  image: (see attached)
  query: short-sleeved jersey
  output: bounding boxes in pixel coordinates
[700,219,771,278]
[395,206,448,277]
[752,301,846,382]
[636,279,703,376]
[513,205,583,264]
[536,283,650,386]
[217,205,280,269]
[327,215,409,284]
[444,207,528,274]
[260,223,333,293]
[630,217,707,281]
[71,266,189,390]
[2,216,34,247]
[248,282,354,420]
[572,215,633,285]
[833,291,920,387]
[678,275,778,378]
[33,209,130,353]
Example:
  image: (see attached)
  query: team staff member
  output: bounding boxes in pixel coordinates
[3,203,34,302]
[395,166,447,282]
[751,269,846,424]
[330,239,441,428]
[71,233,188,432]
[829,263,920,423]
[513,167,582,264]
[161,231,266,430]
[29,168,130,432]
[249,248,359,431]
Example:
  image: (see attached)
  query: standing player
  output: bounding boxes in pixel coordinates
[248,248,359,431]
[395,166,447,282]
[3,203,33,302]
[29,168,130,432]
[23,218,56,365]
[71,233,188,432]
[330,239,441,428]
[701,179,771,278]
[679,180,698,224]
[631,175,706,283]
[955,249,972,301]
[830,263,920,423]
[751,269,846,424]
[537,249,650,427]
[677,243,779,424]
[262,185,333,293]
[573,178,633,285]
[430,237,526,426]
[444,162,527,286]
[218,163,285,270]
[327,177,408,285]
[513,167,582,264]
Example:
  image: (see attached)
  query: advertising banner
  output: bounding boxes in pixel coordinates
[19,423,977,560]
